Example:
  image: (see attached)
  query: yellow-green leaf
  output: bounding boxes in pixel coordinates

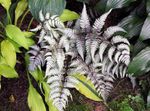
[0,64,18,78]
[1,40,16,68]
[0,0,11,11]
[60,9,80,22]
[26,38,35,47]
[8,39,21,53]
[73,74,102,101]
[28,83,46,111]
[15,0,28,25]
[5,25,29,49]
[42,82,59,111]
[23,31,35,38]
[0,56,7,64]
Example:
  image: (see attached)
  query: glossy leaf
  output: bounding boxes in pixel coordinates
[42,82,58,111]
[1,40,16,68]
[5,25,29,49]
[73,74,102,101]
[106,0,135,11]
[23,31,35,38]
[118,15,144,39]
[0,0,11,11]
[128,47,150,76]
[140,13,150,41]
[15,0,28,25]
[28,83,46,111]
[28,0,66,21]
[0,64,18,78]
[60,9,80,22]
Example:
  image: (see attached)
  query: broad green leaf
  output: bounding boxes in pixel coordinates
[106,0,136,11]
[23,31,35,38]
[29,68,43,82]
[140,13,150,41]
[118,15,144,39]
[0,64,18,78]
[42,82,58,111]
[0,56,6,64]
[26,38,35,47]
[73,74,102,101]
[128,47,150,76]
[1,40,16,68]
[15,0,28,25]
[0,0,11,11]
[5,25,29,49]
[8,39,21,53]
[28,83,46,111]
[60,9,79,22]
[28,0,66,21]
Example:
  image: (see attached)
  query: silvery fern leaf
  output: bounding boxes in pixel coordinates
[93,9,112,33]
[103,26,126,39]
[28,45,45,71]
[80,4,91,32]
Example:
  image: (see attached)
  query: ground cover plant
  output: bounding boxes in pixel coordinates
[0,0,150,111]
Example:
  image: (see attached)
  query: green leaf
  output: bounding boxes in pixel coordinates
[140,13,150,41]
[23,31,35,38]
[72,74,102,101]
[0,64,18,78]
[127,47,150,76]
[5,25,29,49]
[15,0,28,25]
[8,39,22,53]
[60,9,79,22]
[1,40,16,68]
[106,0,136,11]
[26,38,35,47]
[28,0,66,21]
[118,15,144,39]
[29,68,43,82]
[42,82,58,111]
[0,0,11,11]
[0,56,7,64]
[28,83,46,111]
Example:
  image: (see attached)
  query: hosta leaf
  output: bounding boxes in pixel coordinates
[1,40,16,68]
[118,15,144,38]
[23,31,35,38]
[28,83,46,111]
[28,0,66,21]
[29,68,43,82]
[26,38,35,47]
[8,39,21,53]
[0,0,11,11]
[106,0,136,11]
[0,64,18,78]
[73,74,102,101]
[5,25,28,49]
[42,82,58,111]
[127,47,150,76]
[60,9,80,22]
[0,56,6,64]
[15,0,28,25]
[140,13,150,41]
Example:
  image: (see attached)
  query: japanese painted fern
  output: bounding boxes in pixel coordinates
[28,4,130,111]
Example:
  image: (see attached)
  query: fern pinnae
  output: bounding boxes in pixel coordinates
[103,26,126,39]
[99,41,109,61]
[80,4,91,32]
[93,9,112,33]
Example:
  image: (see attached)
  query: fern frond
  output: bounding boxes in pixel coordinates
[28,45,45,71]
[93,9,112,33]
[80,4,90,32]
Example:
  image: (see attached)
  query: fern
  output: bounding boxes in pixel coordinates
[28,4,131,111]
